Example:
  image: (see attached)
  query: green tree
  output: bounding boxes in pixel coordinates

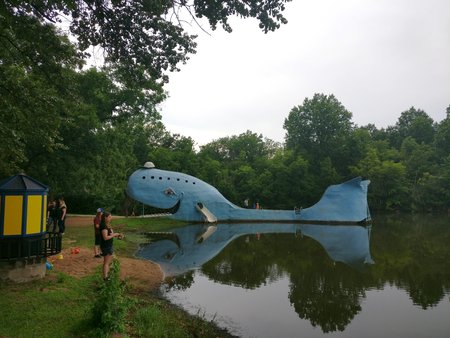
[1,0,291,183]
[283,93,353,173]
[2,0,290,88]
[439,155,450,207]
[351,148,409,211]
[343,127,373,166]
[399,137,440,211]
[198,131,280,206]
[388,107,435,148]
[0,16,82,177]
[199,131,272,167]
[148,133,200,175]
[434,105,450,158]
[257,149,312,209]
[32,67,162,212]
[412,172,447,212]
[400,137,437,179]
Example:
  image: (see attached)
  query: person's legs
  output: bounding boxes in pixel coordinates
[52,218,58,232]
[103,254,113,279]
[58,219,65,234]
[94,235,102,257]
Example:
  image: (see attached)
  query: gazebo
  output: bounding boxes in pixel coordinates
[0,174,61,282]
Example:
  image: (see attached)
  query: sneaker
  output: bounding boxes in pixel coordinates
[94,254,102,258]
[103,277,110,281]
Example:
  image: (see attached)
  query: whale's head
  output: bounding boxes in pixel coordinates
[127,162,235,221]
[126,162,183,210]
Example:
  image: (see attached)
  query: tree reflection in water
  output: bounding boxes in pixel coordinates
[142,215,450,334]
[201,234,371,333]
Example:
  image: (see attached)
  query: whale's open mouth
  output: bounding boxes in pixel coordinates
[130,199,181,216]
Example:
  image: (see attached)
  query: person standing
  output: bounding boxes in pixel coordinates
[99,211,123,281]
[243,198,249,208]
[47,200,58,232]
[56,197,67,234]
[93,208,103,258]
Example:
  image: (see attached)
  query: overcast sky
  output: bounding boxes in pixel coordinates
[159,0,450,146]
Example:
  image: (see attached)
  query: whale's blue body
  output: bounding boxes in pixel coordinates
[126,163,371,223]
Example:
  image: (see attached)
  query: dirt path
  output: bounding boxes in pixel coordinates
[49,216,163,292]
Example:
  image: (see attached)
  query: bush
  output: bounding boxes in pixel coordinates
[90,259,131,336]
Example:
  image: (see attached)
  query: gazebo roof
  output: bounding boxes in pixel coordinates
[0,174,49,193]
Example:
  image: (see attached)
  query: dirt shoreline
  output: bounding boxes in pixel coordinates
[49,216,164,292]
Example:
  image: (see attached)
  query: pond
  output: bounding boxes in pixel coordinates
[137,214,450,337]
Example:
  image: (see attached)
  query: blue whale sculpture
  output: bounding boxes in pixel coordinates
[126,162,371,223]
[138,223,374,277]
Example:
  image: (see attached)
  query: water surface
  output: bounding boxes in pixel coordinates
[138,215,450,337]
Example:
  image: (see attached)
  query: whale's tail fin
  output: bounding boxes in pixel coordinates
[299,177,371,223]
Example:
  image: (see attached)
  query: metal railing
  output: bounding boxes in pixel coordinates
[0,233,62,261]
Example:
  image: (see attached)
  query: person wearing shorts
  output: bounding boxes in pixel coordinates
[99,211,122,281]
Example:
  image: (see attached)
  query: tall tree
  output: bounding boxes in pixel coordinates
[198,131,281,206]
[148,133,199,175]
[0,16,83,177]
[388,107,435,148]
[350,148,409,211]
[37,68,160,211]
[434,105,450,158]
[283,93,353,172]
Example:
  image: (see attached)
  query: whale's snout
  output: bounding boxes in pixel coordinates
[126,167,182,210]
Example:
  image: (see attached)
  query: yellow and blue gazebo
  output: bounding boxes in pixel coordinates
[0,174,62,282]
[0,174,63,262]
[0,173,48,238]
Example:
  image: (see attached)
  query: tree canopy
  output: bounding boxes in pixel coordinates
[0,0,290,188]
[284,94,353,161]
[1,0,291,87]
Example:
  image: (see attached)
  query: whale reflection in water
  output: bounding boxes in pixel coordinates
[137,223,374,277]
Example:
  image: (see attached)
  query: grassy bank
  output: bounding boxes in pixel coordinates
[0,216,234,338]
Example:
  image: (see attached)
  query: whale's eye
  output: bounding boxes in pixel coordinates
[142,176,146,179]
[164,188,176,196]
[167,177,170,180]
[159,177,162,180]
[193,182,196,184]
[177,178,180,181]
[151,176,154,179]
[185,180,188,183]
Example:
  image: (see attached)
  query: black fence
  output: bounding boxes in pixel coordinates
[0,233,62,261]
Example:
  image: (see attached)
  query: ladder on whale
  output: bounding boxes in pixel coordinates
[196,202,217,223]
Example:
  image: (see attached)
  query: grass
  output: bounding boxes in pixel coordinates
[0,272,96,337]
[131,300,219,338]
[0,216,234,338]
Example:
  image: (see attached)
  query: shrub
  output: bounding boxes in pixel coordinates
[90,259,131,336]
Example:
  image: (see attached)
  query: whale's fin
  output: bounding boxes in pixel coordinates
[196,225,217,243]
[196,202,218,223]
[299,177,371,223]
